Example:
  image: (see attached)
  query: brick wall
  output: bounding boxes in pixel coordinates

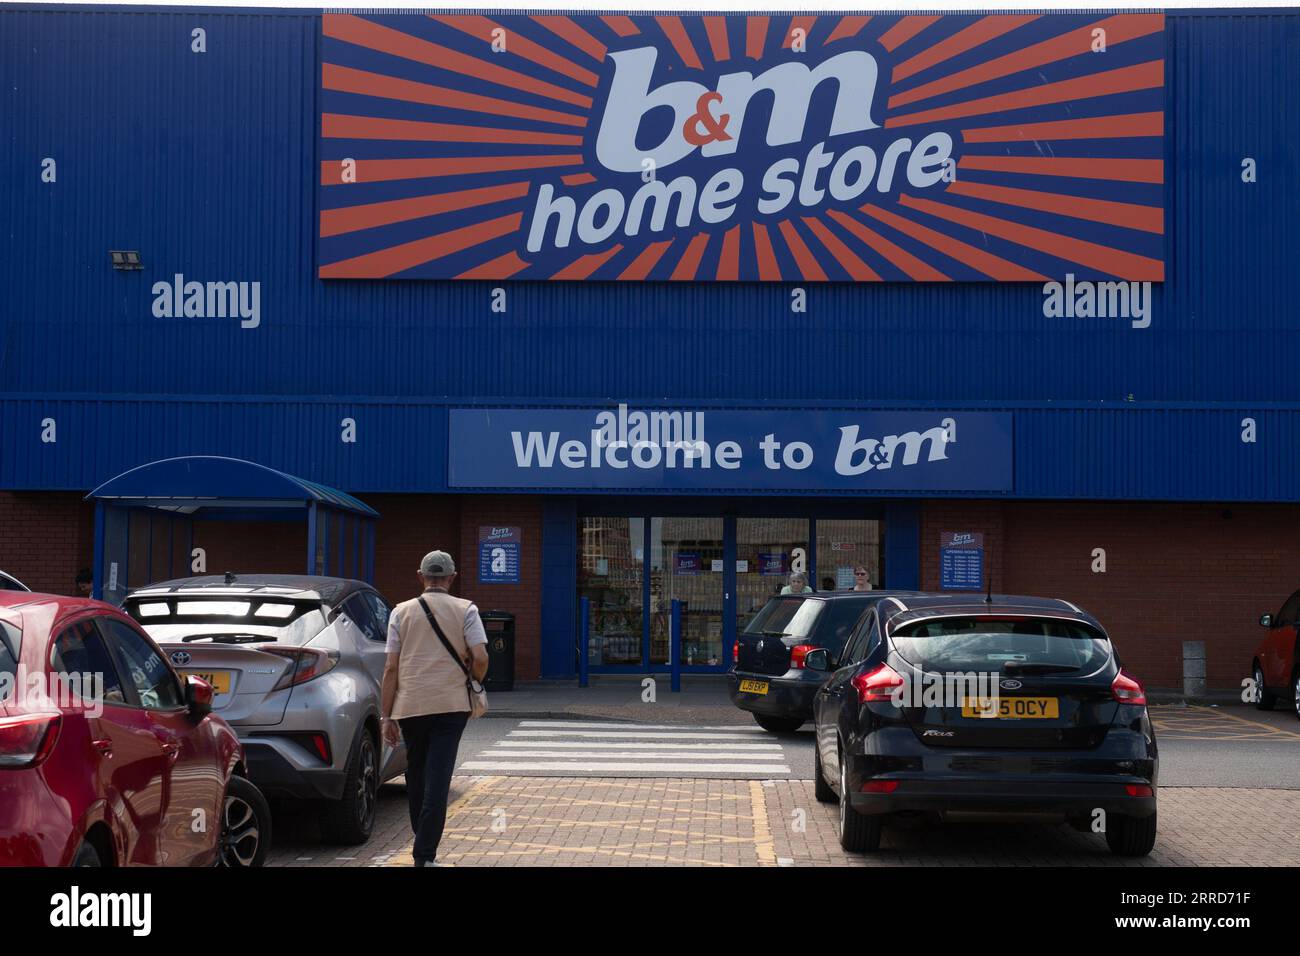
[192,520,308,579]
[921,500,1300,691]
[0,491,93,595]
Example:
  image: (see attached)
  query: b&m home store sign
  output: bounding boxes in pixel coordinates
[317,13,1166,282]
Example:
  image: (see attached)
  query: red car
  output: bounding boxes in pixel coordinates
[0,593,271,866]
[1253,588,1300,719]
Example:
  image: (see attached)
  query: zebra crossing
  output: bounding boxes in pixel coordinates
[456,719,794,777]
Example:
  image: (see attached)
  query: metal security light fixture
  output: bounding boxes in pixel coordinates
[110,250,142,271]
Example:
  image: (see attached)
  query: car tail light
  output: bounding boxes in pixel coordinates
[1125,784,1153,798]
[788,644,818,669]
[0,712,62,769]
[732,641,741,665]
[861,780,899,794]
[1112,668,1147,706]
[263,646,339,692]
[851,663,905,703]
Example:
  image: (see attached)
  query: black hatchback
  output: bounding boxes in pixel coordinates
[728,592,919,733]
[811,594,1159,856]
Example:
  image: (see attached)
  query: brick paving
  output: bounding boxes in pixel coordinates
[267,777,1300,867]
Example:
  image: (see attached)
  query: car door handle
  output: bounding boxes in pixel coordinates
[161,742,180,761]
[91,737,113,757]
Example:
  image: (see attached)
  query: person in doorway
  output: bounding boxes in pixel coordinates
[852,566,873,592]
[380,550,489,867]
[821,576,836,592]
[780,571,812,595]
[75,568,92,597]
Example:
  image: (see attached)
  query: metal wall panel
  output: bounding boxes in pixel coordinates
[2,7,1298,500]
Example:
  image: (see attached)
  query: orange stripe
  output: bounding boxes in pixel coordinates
[619,240,674,280]
[959,154,1163,184]
[777,221,828,281]
[320,154,582,185]
[704,17,730,61]
[892,15,1039,84]
[456,251,529,280]
[890,14,1164,109]
[825,209,949,281]
[320,212,521,279]
[784,16,816,49]
[861,203,1045,281]
[886,61,1164,129]
[878,16,940,53]
[322,65,586,129]
[430,15,598,87]
[320,182,529,238]
[946,180,1164,234]
[963,111,1163,143]
[600,16,639,38]
[530,16,607,62]
[752,224,781,281]
[562,173,596,186]
[322,114,582,146]
[824,16,871,45]
[746,17,768,60]
[898,194,1163,280]
[717,226,741,281]
[670,234,710,281]
[802,217,880,281]
[322,14,591,109]
[656,16,703,70]
[552,244,623,280]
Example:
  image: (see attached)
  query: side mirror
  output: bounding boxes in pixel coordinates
[187,674,214,719]
[1259,614,1273,628]
[803,648,831,671]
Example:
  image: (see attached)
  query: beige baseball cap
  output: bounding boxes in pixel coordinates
[419,550,456,575]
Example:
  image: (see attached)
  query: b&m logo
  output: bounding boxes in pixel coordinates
[318,13,1166,282]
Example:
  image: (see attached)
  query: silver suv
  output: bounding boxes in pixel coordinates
[123,574,406,845]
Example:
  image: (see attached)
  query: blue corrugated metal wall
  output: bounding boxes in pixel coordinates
[2,6,1298,499]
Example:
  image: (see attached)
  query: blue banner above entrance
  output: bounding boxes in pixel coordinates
[448,407,1012,492]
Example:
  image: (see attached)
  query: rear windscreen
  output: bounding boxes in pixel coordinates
[891,616,1110,674]
[744,598,869,654]
[124,597,327,645]
[0,621,20,702]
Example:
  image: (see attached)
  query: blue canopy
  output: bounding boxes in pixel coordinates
[86,456,377,517]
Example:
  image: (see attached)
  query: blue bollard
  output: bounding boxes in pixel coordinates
[670,599,682,693]
[579,595,590,689]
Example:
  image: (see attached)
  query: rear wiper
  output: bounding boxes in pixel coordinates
[1002,662,1078,675]
[760,630,792,637]
[181,634,267,644]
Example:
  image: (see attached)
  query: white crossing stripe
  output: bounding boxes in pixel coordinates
[459,719,793,777]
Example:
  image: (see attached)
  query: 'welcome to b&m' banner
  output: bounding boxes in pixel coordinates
[317,13,1165,282]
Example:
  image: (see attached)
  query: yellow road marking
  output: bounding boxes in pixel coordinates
[1187,705,1300,739]
[749,780,776,866]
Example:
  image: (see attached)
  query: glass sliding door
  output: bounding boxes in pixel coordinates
[578,517,644,668]
[650,517,724,667]
[814,519,883,592]
[736,518,811,634]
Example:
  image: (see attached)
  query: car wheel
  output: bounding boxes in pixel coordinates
[220,775,271,867]
[72,840,102,867]
[837,746,882,852]
[319,729,379,845]
[1105,811,1157,857]
[1253,664,1276,710]
[1293,671,1300,721]
[813,739,836,804]
[754,714,804,734]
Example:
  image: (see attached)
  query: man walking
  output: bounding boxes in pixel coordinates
[381,550,489,867]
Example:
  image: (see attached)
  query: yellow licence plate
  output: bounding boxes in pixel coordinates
[961,696,1058,719]
[739,679,769,695]
[183,670,232,694]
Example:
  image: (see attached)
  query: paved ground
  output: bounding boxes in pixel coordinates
[266,701,1300,867]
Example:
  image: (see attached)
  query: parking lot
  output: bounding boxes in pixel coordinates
[267,704,1300,867]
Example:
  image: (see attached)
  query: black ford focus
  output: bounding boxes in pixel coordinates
[811,594,1158,856]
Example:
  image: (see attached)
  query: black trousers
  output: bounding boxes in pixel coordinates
[398,711,470,864]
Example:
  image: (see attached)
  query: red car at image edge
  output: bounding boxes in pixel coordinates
[0,593,270,866]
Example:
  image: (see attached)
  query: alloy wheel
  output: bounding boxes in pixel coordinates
[221,795,261,867]
[357,736,378,832]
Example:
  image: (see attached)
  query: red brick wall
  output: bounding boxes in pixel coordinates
[0,492,93,595]
[367,494,462,605]
[921,500,1300,691]
[192,521,307,579]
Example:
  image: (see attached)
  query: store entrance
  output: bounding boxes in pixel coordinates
[577,512,883,674]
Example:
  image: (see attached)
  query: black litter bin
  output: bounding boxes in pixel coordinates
[480,610,516,691]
